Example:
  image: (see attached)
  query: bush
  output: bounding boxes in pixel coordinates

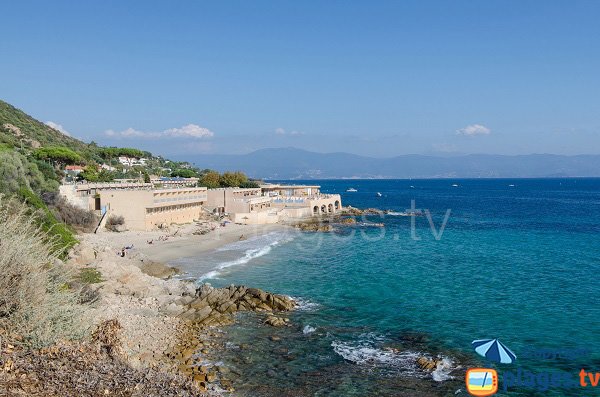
[105,215,125,231]
[43,192,98,233]
[79,268,103,284]
[18,188,78,255]
[0,150,58,195]
[0,195,85,348]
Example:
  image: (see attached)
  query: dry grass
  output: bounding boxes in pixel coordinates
[0,195,86,348]
[0,321,208,397]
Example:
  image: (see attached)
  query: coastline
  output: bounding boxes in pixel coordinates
[93,222,289,263]
[73,221,295,395]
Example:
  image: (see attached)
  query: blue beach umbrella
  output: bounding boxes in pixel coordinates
[472,339,517,364]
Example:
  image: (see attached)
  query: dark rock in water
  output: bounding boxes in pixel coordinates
[399,331,429,345]
[295,221,333,232]
[183,284,296,325]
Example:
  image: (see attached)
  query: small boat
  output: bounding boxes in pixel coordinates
[452,184,459,187]
[410,185,415,189]
[376,192,382,197]
[508,184,515,187]
[346,188,358,192]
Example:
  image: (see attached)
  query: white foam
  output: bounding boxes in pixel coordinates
[198,232,293,281]
[432,357,455,381]
[332,339,421,373]
[386,211,410,216]
[331,334,456,380]
[291,296,321,311]
[303,325,316,335]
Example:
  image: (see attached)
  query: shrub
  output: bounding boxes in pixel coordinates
[105,214,125,231]
[43,192,98,233]
[79,268,103,284]
[0,195,85,348]
[18,187,78,255]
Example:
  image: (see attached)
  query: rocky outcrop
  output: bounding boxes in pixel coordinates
[343,206,384,215]
[182,284,296,326]
[295,221,333,232]
[417,356,443,371]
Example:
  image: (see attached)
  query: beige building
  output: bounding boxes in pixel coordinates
[206,187,262,214]
[100,187,208,231]
[262,183,342,216]
[150,177,199,188]
[261,184,321,197]
[60,181,342,229]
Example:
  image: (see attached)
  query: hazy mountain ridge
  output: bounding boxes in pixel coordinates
[189,148,600,179]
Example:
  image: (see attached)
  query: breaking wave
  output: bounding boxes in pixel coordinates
[198,232,293,281]
[331,333,455,381]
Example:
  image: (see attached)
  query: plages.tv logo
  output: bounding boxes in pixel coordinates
[466,368,498,396]
[466,338,516,396]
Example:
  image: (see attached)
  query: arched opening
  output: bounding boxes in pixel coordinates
[335,200,340,210]
[313,205,319,215]
[328,203,333,213]
[321,205,327,214]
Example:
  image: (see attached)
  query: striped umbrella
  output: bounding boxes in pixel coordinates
[472,339,517,364]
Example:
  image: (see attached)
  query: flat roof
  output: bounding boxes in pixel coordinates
[260,184,321,189]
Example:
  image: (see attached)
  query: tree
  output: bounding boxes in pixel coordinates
[171,169,197,178]
[239,180,261,188]
[33,146,82,167]
[219,171,248,187]
[79,165,115,182]
[198,170,221,188]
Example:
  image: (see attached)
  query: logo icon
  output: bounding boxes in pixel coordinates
[466,368,498,396]
[472,338,516,364]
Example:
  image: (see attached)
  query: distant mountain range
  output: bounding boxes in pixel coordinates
[187,147,600,179]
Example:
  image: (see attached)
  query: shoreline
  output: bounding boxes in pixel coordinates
[74,221,297,395]
[74,215,464,395]
[92,221,290,264]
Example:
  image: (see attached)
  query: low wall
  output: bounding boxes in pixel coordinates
[231,211,280,225]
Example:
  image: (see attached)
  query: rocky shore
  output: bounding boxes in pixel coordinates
[11,228,298,395]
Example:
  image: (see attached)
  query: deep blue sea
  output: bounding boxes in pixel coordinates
[176,179,600,397]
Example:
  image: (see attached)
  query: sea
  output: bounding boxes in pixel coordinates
[171,178,600,397]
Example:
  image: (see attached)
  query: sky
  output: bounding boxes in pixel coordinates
[1,1,599,158]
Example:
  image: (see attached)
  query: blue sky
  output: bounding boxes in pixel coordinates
[1,1,599,157]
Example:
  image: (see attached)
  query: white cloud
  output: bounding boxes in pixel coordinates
[45,121,71,136]
[275,127,304,136]
[105,124,214,139]
[164,124,214,138]
[456,124,491,136]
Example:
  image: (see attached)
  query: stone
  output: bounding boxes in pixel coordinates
[264,315,287,327]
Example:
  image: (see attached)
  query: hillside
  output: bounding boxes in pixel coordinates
[188,147,600,179]
[0,100,88,151]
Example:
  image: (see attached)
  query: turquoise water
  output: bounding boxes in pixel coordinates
[179,179,600,396]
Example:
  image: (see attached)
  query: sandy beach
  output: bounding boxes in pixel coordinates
[92,221,289,263]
